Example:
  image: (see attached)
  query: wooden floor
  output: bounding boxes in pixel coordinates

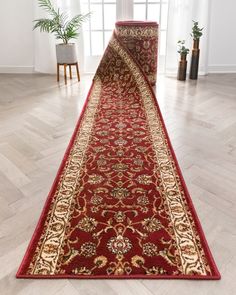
[0,73,236,294]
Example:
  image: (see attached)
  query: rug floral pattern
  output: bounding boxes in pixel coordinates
[17,30,220,279]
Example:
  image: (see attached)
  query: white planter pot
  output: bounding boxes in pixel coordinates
[56,43,77,64]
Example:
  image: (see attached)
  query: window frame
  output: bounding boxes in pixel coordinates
[133,0,169,57]
[82,0,116,56]
[81,0,169,72]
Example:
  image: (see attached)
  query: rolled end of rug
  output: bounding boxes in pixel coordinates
[115,20,158,27]
[115,21,158,86]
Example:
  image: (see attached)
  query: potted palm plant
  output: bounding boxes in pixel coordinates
[177,40,189,81]
[33,0,90,65]
[190,20,204,79]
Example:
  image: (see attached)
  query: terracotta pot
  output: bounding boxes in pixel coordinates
[56,43,77,64]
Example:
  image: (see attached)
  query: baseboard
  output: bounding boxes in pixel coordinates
[164,70,207,77]
[1,65,235,74]
[0,66,34,74]
[208,64,236,73]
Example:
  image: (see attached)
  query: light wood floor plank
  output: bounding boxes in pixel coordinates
[0,73,236,294]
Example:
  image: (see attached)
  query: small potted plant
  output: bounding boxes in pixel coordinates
[190,20,204,79]
[177,40,189,81]
[190,20,203,49]
[33,0,90,65]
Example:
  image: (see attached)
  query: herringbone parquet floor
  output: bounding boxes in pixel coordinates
[0,73,236,295]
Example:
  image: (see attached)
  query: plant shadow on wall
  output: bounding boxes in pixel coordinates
[33,0,91,83]
[177,21,204,81]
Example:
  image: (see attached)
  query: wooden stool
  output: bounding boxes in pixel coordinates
[57,62,80,85]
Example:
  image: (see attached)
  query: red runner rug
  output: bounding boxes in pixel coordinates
[115,21,158,85]
[16,24,220,279]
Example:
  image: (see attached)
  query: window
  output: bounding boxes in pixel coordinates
[81,1,116,56]
[134,0,169,57]
[81,0,169,72]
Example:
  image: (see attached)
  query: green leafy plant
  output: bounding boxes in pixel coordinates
[191,20,203,40]
[33,0,90,44]
[177,40,189,55]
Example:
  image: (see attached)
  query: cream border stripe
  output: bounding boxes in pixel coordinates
[32,78,102,275]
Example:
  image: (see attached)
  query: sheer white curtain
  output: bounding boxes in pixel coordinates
[34,0,84,74]
[165,0,210,75]
[117,0,133,21]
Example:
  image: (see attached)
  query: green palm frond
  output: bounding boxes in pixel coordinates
[33,18,55,33]
[65,13,91,32]
[34,0,91,44]
[64,28,79,41]
[59,12,69,28]
[38,0,57,17]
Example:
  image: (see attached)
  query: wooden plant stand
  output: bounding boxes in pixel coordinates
[57,62,80,85]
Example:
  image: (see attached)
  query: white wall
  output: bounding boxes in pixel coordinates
[0,0,235,74]
[208,0,236,73]
[0,0,34,73]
